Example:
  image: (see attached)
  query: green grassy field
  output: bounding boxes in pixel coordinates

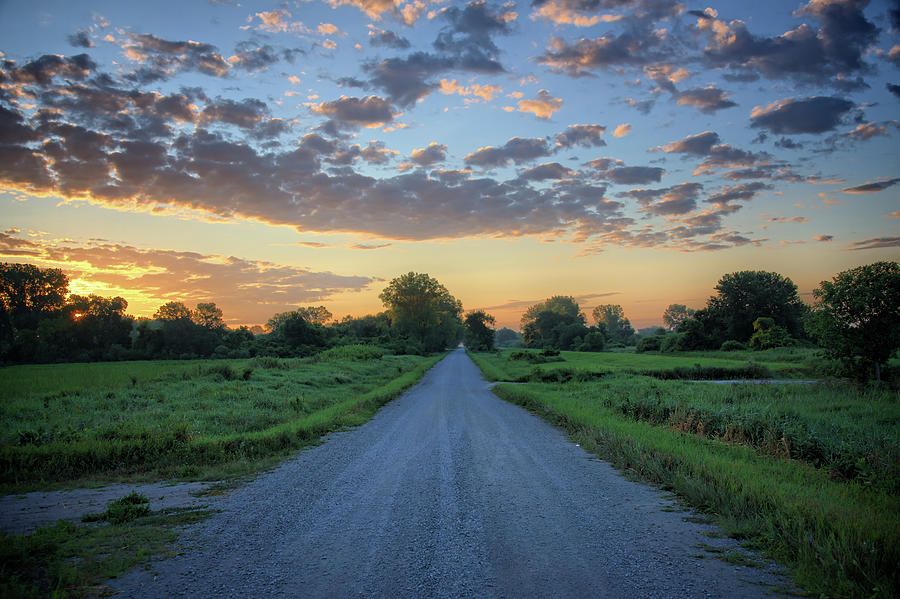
[0,346,442,491]
[470,349,900,599]
[472,347,815,383]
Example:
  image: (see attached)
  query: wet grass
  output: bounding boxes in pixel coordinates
[1,350,442,492]
[470,350,900,599]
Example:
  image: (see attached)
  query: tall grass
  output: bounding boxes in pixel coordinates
[470,349,900,598]
[0,353,442,490]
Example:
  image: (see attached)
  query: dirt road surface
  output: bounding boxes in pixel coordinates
[110,349,788,598]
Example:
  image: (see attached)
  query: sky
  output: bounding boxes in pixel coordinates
[0,0,898,330]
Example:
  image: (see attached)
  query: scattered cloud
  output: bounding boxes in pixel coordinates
[520,162,576,181]
[350,242,392,250]
[409,142,447,167]
[847,236,900,251]
[750,96,855,135]
[68,30,93,48]
[518,89,563,119]
[841,178,900,194]
[368,26,411,49]
[310,95,398,128]
[675,86,737,114]
[612,123,631,138]
[464,137,551,168]
[555,124,606,148]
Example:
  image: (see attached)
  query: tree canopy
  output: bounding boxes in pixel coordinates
[663,304,695,330]
[463,310,495,352]
[806,261,900,381]
[379,272,462,353]
[592,304,635,346]
[522,296,603,351]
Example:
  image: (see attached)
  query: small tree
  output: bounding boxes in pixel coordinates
[463,310,495,351]
[663,304,695,330]
[806,261,900,381]
[592,304,634,345]
[192,302,225,329]
[748,317,791,350]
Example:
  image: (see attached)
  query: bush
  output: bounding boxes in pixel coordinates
[636,335,664,353]
[316,344,384,361]
[749,317,793,350]
[660,333,687,353]
[528,367,606,383]
[578,331,606,352]
[720,340,747,352]
[635,363,773,380]
[509,350,564,364]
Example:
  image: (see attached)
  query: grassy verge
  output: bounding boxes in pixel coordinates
[1,502,215,598]
[2,349,446,597]
[470,351,899,599]
[470,347,808,383]
[1,349,444,492]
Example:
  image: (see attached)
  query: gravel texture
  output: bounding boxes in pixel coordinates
[109,349,789,598]
[0,481,215,535]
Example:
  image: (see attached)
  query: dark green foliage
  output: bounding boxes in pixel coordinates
[266,310,328,351]
[749,317,792,350]
[677,270,807,350]
[578,330,606,352]
[463,310,495,351]
[663,304,695,330]
[494,327,523,348]
[633,363,773,380]
[719,340,747,352]
[806,261,900,381]
[592,304,635,345]
[636,334,665,353]
[379,272,462,353]
[521,297,604,351]
[508,349,564,363]
[528,367,607,383]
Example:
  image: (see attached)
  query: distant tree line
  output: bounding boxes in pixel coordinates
[0,265,471,363]
[1,261,897,381]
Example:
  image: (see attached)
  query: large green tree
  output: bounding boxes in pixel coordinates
[521,296,596,350]
[592,304,635,345]
[463,310,495,351]
[0,262,69,331]
[806,261,900,381]
[708,270,807,342]
[379,272,462,353]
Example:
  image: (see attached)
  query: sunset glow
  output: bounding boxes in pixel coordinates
[1,0,898,329]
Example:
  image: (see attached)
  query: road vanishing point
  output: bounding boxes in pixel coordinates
[112,349,786,598]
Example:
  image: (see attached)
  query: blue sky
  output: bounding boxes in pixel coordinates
[1,0,898,328]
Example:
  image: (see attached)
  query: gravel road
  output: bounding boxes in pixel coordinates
[111,349,787,598]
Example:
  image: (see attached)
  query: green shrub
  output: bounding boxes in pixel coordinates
[316,344,384,361]
[720,340,747,352]
[660,333,687,353]
[636,335,664,353]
